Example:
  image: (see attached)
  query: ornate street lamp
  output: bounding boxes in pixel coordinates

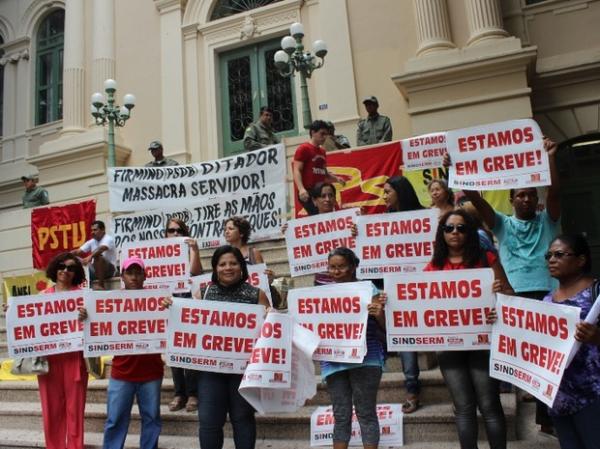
[90,79,136,167]
[274,22,327,129]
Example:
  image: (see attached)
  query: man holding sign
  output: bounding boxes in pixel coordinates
[79,257,163,449]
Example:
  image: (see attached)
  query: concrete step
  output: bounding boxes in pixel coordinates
[0,370,462,406]
[0,428,561,449]
[0,395,517,443]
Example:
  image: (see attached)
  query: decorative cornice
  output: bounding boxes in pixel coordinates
[154,0,187,15]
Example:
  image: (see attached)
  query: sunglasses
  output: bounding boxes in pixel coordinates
[544,251,575,261]
[166,227,183,235]
[442,224,467,234]
[57,263,77,273]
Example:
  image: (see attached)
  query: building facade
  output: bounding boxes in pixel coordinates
[0,0,599,284]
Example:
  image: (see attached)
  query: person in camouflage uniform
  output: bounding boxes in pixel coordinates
[356,96,392,146]
[21,175,49,208]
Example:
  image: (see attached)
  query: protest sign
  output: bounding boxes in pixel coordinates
[285,208,359,277]
[83,289,170,357]
[310,404,403,447]
[385,269,495,351]
[2,271,50,299]
[402,132,447,171]
[189,263,273,305]
[566,289,600,367]
[120,238,189,287]
[108,145,286,212]
[31,199,96,269]
[6,291,84,358]
[239,319,320,414]
[447,119,550,190]
[287,282,371,362]
[490,294,580,407]
[355,209,438,278]
[111,184,285,248]
[295,142,402,218]
[166,298,265,374]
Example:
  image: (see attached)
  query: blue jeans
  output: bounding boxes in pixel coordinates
[103,378,162,449]
[197,372,256,449]
[552,397,600,449]
[400,351,420,395]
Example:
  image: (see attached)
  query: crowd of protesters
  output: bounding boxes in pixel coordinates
[7,99,600,449]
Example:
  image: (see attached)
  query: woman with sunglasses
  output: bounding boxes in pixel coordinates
[424,209,513,449]
[323,247,386,449]
[34,253,88,449]
[542,234,600,449]
[165,218,203,412]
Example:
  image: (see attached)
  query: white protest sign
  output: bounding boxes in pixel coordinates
[189,263,273,305]
[108,145,286,212]
[490,294,580,407]
[111,183,286,249]
[447,119,550,190]
[355,209,438,278]
[287,281,371,363]
[239,316,320,414]
[83,289,170,357]
[402,132,447,171]
[166,298,265,374]
[120,238,189,287]
[285,208,359,277]
[6,291,84,358]
[385,269,495,351]
[310,404,403,447]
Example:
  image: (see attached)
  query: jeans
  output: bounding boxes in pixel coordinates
[326,366,382,445]
[103,378,162,449]
[400,351,420,395]
[437,350,506,449]
[552,397,600,449]
[197,372,256,449]
[172,367,199,398]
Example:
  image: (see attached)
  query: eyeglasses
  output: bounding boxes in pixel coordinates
[57,263,77,273]
[442,224,467,234]
[544,251,575,261]
[166,228,182,235]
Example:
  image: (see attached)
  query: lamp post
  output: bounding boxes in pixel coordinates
[90,79,136,168]
[274,22,327,130]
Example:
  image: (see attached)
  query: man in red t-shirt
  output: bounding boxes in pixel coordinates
[293,120,345,216]
[79,257,163,449]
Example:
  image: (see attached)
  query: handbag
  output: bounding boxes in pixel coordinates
[10,356,49,375]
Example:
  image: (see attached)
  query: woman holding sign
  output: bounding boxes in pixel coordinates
[425,209,512,449]
[37,253,88,449]
[198,245,269,449]
[542,234,600,449]
[164,218,203,412]
[323,247,386,449]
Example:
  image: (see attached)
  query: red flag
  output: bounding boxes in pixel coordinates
[31,200,96,269]
[294,142,403,217]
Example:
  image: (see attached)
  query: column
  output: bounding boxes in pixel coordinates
[465,0,509,46]
[155,0,187,156]
[92,0,115,94]
[413,0,455,56]
[0,57,16,161]
[61,0,86,133]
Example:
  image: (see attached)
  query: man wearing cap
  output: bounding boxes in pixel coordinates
[356,96,393,146]
[72,220,116,290]
[21,175,49,208]
[243,106,280,152]
[79,256,163,449]
[145,140,179,167]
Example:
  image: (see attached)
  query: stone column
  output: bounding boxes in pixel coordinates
[0,56,16,160]
[465,0,509,46]
[155,0,187,157]
[413,0,455,56]
[61,0,86,134]
[92,0,115,94]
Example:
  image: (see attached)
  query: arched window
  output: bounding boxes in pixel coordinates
[210,0,282,21]
[35,9,64,125]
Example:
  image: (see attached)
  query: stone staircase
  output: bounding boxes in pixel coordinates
[0,240,559,449]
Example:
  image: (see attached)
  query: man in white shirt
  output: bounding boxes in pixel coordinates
[72,220,117,289]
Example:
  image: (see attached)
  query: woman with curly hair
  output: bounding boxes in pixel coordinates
[428,178,454,216]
